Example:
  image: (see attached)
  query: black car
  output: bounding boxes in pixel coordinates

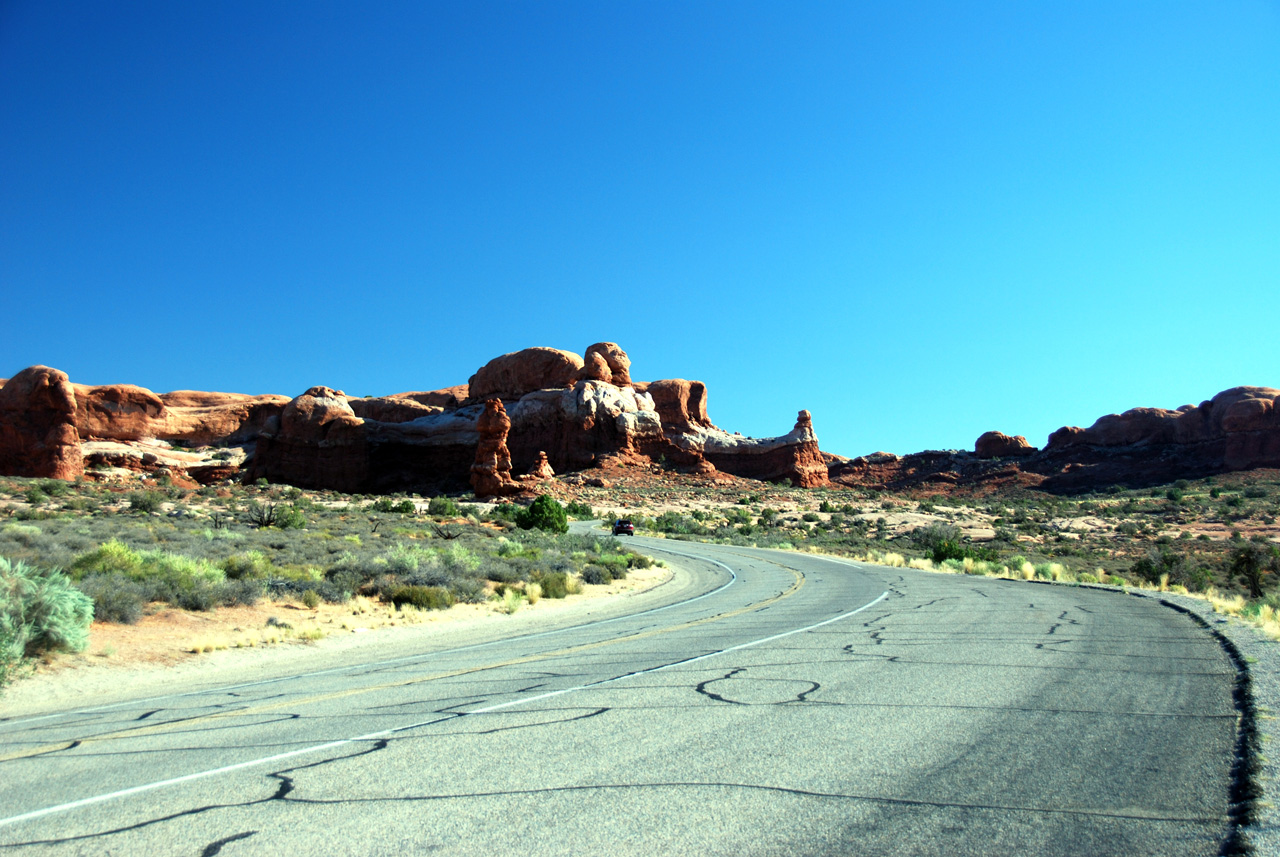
[612,519,634,536]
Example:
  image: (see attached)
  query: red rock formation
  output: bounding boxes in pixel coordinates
[248,387,369,489]
[699,409,829,487]
[73,384,165,441]
[525,451,555,481]
[348,396,443,423]
[471,399,522,497]
[633,380,712,431]
[0,366,83,480]
[975,431,1037,459]
[469,348,584,402]
[388,386,469,410]
[577,342,632,387]
[157,391,289,445]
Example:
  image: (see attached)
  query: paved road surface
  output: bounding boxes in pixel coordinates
[0,532,1239,855]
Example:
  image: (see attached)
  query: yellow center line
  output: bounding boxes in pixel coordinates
[0,560,804,763]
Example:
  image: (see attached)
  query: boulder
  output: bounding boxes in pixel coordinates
[577,342,632,387]
[469,348,584,402]
[0,366,82,480]
[471,399,523,497]
[975,431,1037,459]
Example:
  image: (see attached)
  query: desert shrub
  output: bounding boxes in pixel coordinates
[371,497,416,514]
[128,491,165,514]
[581,565,612,585]
[223,551,273,580]
[75,572,147,624]
[220,577,265,606]
[911,522,960,553]
[488,503,521,522]
[536,571,570,599]
[277,506,306,529]
[301,589,321,609]
[70,540,143,578]
[648,512,710,536]
[449,578,489,604]
[1078,573,1099,584]
[516,496,569,534]
[1,556,93,657]
[389,585,455,611]
[1131,548,1194,588]
[564,501,594,520]
[626,553,653,569]
[427,496,461,517]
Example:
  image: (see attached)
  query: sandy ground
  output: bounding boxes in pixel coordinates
[2,564,670,717]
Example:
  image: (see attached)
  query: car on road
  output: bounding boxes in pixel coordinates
[612,519,634,536]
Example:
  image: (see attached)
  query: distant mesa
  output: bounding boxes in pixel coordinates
[0,342,828,496]
[828,386,1280,493]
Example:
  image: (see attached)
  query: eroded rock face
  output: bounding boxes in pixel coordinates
[634,379,711,431]
[1046,386,1280,471]
[471,399,522,497]
[469,348,584,402]
[248,387,369,489]
[975,431,1037,459]
[1,344,836,492]
[0,366,82,480]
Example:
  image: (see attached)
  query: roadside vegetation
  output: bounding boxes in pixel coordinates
[0,477,658,681]
[599,471,1280,634]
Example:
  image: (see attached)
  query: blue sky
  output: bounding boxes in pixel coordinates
[3,2,1278,457]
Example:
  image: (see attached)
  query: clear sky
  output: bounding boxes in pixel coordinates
[3,2,1278,458]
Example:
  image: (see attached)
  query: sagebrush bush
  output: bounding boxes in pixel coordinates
[581,565,612,585]
[389,585,455,611]
[536,571,570,599]
[1,556,93,658]
[76,573,147,624]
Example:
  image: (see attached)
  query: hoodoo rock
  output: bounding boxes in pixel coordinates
[0,366,83,480]
[526,451,555,481]
[471,399,522,497]
[975,431,1036,459]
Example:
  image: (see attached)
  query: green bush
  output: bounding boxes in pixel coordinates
[389,585,455,611]
[371,497,416,514]
[1,556,93,659]
[564,501,594,520]
[223,550,273,580]
[516,496,569,534]
[128,491,165,513]
[537,571,570,599]
[427,497,461,517]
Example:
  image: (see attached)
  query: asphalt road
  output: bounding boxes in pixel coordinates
[0,531,1240,856]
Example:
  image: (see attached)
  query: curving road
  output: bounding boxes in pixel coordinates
[0,531,1240,855]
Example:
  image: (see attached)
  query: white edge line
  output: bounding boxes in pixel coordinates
[1,537,736,729]
[0,585,888,830]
